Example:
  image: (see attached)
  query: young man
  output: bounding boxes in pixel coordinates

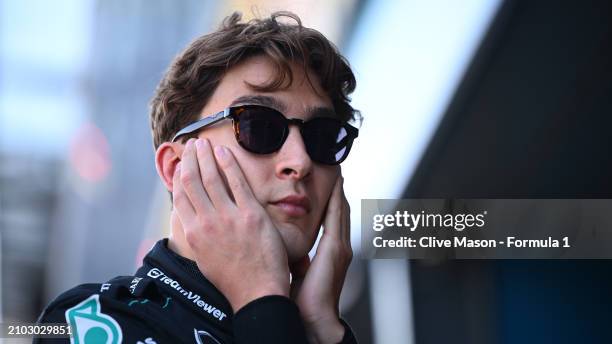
[37,11,360,343]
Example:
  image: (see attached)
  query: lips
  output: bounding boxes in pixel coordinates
[270,195,311,217]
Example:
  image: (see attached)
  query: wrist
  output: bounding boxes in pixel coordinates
[229,281,290,312]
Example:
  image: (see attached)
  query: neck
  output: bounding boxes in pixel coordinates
[167,211,196,261]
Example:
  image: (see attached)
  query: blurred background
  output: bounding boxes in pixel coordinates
[1,0,611,343]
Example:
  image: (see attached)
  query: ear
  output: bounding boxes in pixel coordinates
[155,142,183,192]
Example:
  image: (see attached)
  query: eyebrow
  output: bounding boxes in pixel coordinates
[229,95,337,120]
[230,95,287,112]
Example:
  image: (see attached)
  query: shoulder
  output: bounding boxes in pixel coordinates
[38,276,138,320]
[36,276,176,343]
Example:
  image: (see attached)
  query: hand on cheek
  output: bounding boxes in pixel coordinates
[172,138,290,312]
[289,175,352,343]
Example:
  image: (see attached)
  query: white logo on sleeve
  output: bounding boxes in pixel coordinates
[65,294,123,344]
[194,329,221,344]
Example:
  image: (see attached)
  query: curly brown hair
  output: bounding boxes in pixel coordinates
[149,11,359,150]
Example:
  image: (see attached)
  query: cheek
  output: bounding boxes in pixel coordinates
[201,127,270,199]
[202,125,236,148]
[229,149,272,202]
[312,166,340,212]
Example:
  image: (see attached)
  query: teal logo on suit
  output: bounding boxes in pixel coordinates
[65,294,123,344]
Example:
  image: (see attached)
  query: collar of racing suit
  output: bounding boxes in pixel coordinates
[134,238,234,335]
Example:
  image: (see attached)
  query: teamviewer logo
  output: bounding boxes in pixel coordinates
[147,268,163,279]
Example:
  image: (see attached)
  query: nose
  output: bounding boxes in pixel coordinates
[275,126,313,180]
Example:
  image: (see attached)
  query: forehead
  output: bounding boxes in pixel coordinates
[201,55,334,118]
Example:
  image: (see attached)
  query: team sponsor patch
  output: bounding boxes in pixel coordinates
[65,294,123,344]
[147,268,227,321]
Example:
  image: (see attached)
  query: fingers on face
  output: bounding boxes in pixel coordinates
[322,176,344,240]
[339,177,352,255]
[179,137,258,211]
[341,185,352,250]
[194,138,232,207]
[319,176,353,267]
[213,144,258,208]
[180,139,213,212]
[172,160,196,223]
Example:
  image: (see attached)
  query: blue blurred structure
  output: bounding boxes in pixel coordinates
[0,0,219,324]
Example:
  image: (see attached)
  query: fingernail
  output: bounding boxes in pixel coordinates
[186,138,194,148]
[176,162,181,172]
[214,146,228,162]
[195,138,204,150]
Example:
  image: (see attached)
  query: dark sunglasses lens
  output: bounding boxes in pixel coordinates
[236,107,287,154]
[302,119,353,164]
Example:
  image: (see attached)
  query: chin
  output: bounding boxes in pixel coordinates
[276,223,318,263]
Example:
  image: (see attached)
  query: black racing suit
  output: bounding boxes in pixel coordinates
[35,238,357,343]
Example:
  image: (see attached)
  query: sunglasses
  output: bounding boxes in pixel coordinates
[172,104,359,165]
